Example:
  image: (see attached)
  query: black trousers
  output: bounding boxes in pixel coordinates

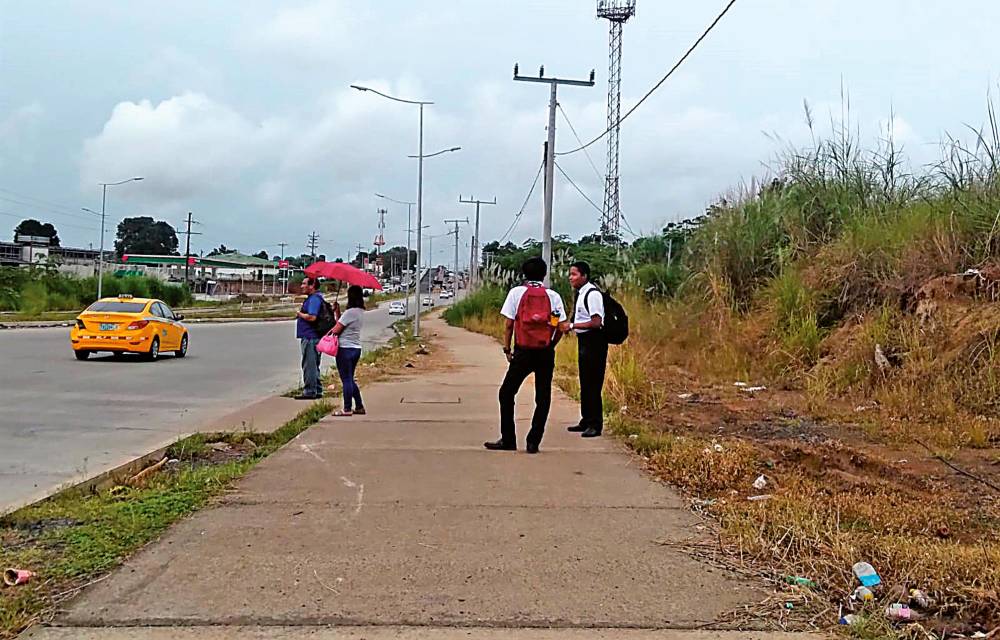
[578,332,609,432]
[499,347,555,447]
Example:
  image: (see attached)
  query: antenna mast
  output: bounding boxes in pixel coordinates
[597,0,636,241]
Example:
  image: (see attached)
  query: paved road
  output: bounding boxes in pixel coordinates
[0,298,423,513]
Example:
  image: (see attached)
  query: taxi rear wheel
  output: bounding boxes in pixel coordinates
[175,334,188,358]
[144,336,160,362]
[74,350,91,361]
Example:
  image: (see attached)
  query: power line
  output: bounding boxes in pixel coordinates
[554,162,638,238]
[554,162,603,215]
[0,195,101,222]
[0,209,99,232]
[557,102,604,183]
[500,160,544,244]
[556,0,740,157]
[0,187,94,217]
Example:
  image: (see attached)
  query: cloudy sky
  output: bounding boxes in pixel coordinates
[2,0,998,262]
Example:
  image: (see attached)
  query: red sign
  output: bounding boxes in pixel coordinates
[187,257,197,265]
[278,259,289,268]
[121,255,129,262]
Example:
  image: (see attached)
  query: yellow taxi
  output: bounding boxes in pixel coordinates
[70,295,188,361]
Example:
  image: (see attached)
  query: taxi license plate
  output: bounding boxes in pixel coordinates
[100,323,117,331]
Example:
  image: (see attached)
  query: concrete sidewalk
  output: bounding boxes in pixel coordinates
[27,317,813,639]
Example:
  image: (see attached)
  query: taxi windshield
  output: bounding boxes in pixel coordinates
[87,301,146,313]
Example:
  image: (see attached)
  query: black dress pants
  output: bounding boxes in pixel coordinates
[577,332,609,432]
[498,347,556,447]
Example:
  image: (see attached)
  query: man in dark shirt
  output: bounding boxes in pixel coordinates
[295,277,325,400]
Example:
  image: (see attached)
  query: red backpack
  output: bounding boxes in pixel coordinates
[514,284,555,349]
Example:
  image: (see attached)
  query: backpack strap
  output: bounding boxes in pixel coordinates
[582,287,599,315]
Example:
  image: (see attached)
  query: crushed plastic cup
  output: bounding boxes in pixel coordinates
[3,568,35,586]
[840,614,861,625]
[852,561,881,587]
[753,474,767,490]
[909,589,932,609]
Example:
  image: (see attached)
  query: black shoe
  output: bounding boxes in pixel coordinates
[484,439,517,451]
[581,428,602,438]
[294,394,320,401]
[525,443,539,454]
[567,424,587,433]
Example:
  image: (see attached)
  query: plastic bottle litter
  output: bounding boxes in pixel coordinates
[753,474,768,490]
[3,568,35,586]
[784,575,816,588]
[840,614,861,625]
[885,603,913,621]
[852,586,875,602]
[852,561,882,587]
[909,589,932,609]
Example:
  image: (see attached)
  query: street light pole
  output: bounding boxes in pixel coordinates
[90,177,143,300]
[376,193,416,317]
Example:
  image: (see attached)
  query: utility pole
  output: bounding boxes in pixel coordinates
[307,232,320,259]
[444,218,469,290]
[277,241,288,295]
[179,211,202,286]
[374,208,387,275]
[458,195,496,289]
[514,64,595,285]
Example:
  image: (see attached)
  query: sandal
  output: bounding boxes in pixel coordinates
[332,410,353,417]
[353,408,367,415]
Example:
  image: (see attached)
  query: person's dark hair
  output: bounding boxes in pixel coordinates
[346,285,365,310]
[302,276,320,290]
[521,257,547,282]
[570,261,591,279]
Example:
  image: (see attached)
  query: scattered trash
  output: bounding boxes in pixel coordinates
[208,442,231,452]
[677,392,694,400]
[108,485,131,499]
[853,561,882,587]
[243,438,258,450]
[784,602,794,610]
[3,568,34,586]
[909,589,933,609]
[691,498,717,509]
[416,345,429,355]
[628,434,639,440]
[739,385,768,394]
[852,586,875,602]
[733,381,748,387]
[854,401,879,412]
[748,494,772,502]
[128,456,168,486]
[784,575,816,588]
[885,603,913,621]
[874,344,891,371]
[898,459,908,464]
[753,474,768,490]
[712,442,724,452]
[936,524,951,539]
[839,613,861,625]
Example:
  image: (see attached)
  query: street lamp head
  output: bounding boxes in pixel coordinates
[350,84,369,92]
[132,177,144,182]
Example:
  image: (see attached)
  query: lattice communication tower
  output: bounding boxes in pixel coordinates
[597,0,636,240]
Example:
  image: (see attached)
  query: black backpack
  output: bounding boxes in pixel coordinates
[312,297,337,335]
[584,287,629,345]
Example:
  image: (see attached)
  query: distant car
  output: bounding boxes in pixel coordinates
[440,290,453,299]
[388,300,406,315]
[70,295,188,361]
[422,296,433,307]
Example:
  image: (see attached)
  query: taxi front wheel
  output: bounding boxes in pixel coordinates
[175,334,188,358]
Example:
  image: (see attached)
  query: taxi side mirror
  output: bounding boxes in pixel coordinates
[175,314,184,321]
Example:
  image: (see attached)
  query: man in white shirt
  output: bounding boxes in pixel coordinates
[561,261,607,437]
[485,257,567,454]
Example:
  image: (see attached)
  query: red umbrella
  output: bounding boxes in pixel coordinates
[304,261,383,290]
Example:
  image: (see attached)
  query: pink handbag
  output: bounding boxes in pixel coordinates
[317,330,339,356]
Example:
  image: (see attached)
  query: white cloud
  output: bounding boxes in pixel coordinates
[246,0,367,64]
[80,93,285,203]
